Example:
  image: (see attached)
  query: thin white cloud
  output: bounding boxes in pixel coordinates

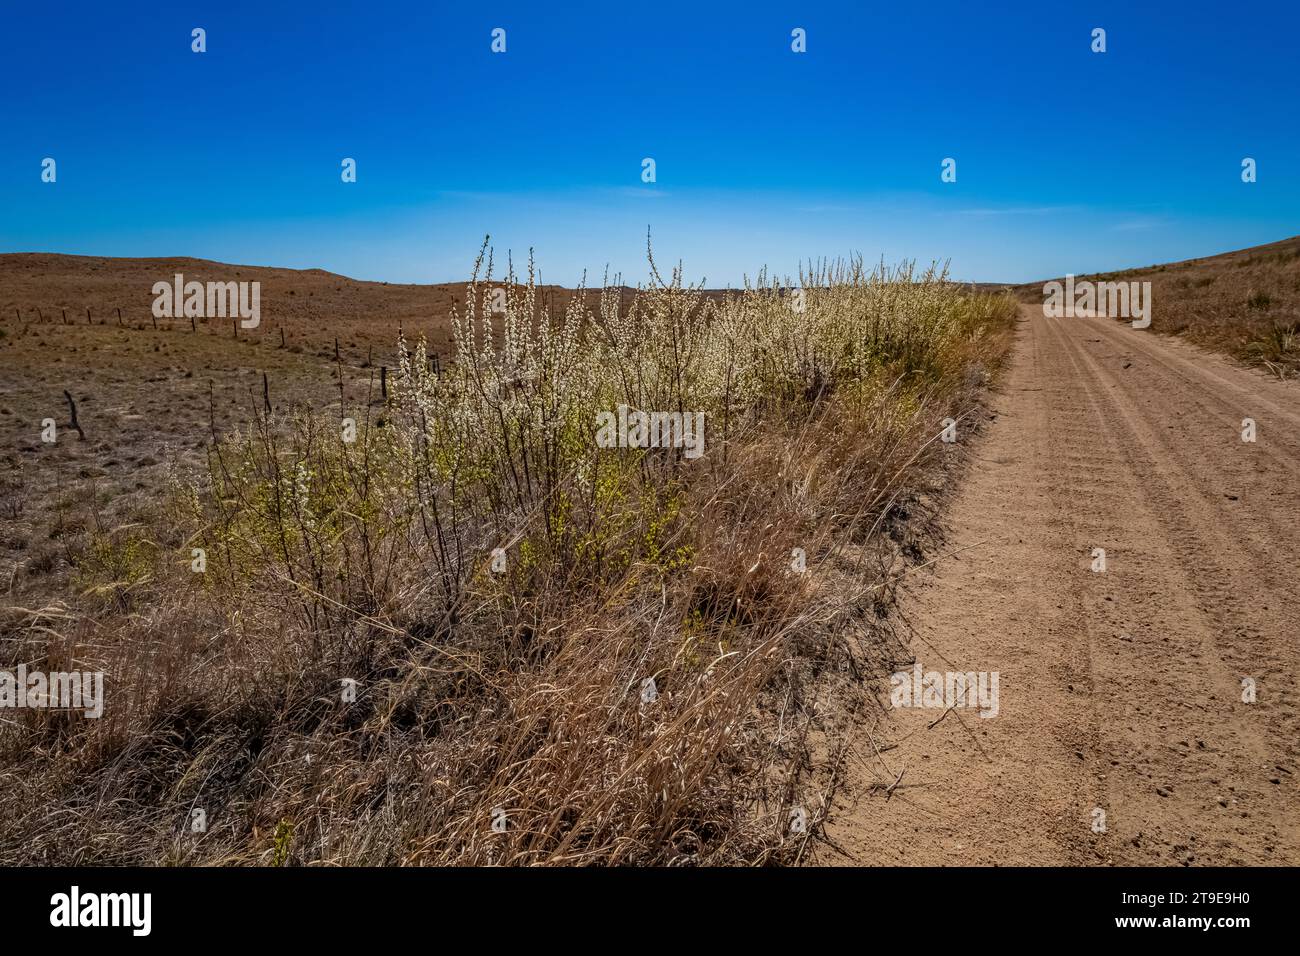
[1111,217,1165,232]
[953,206,1071,217]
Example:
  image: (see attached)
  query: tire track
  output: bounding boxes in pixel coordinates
[1052,316,1300,791]
[825,307,1300,866]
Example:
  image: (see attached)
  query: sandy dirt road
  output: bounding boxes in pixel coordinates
[826,306,1300,865]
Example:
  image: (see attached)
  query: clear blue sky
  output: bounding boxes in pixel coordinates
[2,1,1297,285]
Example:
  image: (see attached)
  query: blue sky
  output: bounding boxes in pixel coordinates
[2,1,1297,285]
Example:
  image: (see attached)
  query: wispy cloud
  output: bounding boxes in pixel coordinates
[795,203,855,214]
[615,187,670,199]
[1111,217,1165,232]
[953,206,1071,217]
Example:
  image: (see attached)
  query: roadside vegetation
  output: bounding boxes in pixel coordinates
[0,243,1018,865]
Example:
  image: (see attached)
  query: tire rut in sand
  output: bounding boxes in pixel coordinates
[823,308,1299,866]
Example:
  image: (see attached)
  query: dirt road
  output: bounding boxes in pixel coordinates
[827,307,1300,865]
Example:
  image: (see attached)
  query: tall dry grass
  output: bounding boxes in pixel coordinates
[0,242,1018,865]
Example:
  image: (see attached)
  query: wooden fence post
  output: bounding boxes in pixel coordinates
[64,390,85,440]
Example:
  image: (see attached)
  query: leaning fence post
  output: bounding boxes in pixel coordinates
[62,308,67,325]
[262,372,271,414]
[64,390,85,440]
[86,307,92,325]
[381,365,388,400]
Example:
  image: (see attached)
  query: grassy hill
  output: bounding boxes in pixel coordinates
[1017,235,1300,377]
